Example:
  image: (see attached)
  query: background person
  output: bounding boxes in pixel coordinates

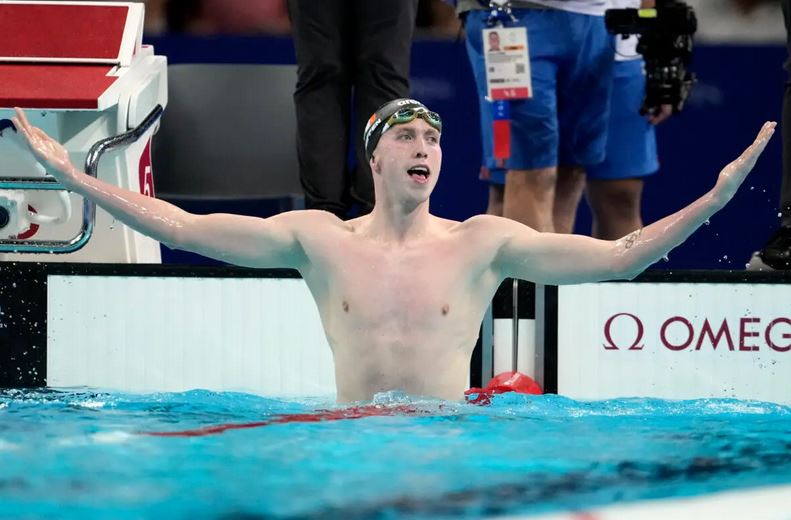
[460,0,615,233]
[287,0,419,219]
[752,0,791,269]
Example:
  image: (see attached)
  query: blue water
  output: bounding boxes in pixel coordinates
[1,390,790,519]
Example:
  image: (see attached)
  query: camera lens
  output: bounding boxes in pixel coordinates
[0,207,9,229]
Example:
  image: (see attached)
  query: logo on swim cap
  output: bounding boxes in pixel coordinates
[364,115,384,143]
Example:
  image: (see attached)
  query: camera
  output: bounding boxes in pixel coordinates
[605,0,698,115]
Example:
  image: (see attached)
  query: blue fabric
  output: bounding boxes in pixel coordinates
[587,58,659,180]
[465,8,614,171]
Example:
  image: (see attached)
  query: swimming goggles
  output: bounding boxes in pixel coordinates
[380,107,443,136]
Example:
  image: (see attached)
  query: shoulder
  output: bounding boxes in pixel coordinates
[457,214,501,229]
[272,209,350,233]
[453,214,528,239]
[446,215,537,262]
[454,215,543,265]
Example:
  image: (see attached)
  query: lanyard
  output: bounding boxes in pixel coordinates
[480,1,519,164]
[483,0,517,27]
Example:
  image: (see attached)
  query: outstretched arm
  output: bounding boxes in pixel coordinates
[12,108,311,269]
[494,122,776,285]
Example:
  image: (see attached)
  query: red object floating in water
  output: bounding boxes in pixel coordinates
[465,371,542,405]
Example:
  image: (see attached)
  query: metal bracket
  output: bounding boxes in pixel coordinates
[0,104,164,253]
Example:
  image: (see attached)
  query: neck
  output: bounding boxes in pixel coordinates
[364,196,432,243]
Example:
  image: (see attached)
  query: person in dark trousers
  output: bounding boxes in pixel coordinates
[287,0,419,219]
[754,0,791,269]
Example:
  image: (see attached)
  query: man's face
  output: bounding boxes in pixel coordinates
[370,118,442,203]
[489,31,500,50]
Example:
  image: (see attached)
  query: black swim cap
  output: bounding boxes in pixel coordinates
[363,99,440,161]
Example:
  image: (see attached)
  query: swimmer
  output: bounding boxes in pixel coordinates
[11,101,775,403]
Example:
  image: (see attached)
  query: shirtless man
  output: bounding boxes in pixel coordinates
[11,101,775,403]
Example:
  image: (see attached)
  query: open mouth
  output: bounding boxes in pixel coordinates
[407,165,430,184]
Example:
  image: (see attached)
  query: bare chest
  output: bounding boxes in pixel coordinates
[311,237,477,327]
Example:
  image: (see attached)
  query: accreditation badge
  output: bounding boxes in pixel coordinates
[482,26,532,100]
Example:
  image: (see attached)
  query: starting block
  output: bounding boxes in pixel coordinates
[0,1,167,262]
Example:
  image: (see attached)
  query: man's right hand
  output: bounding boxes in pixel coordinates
[12,107,79,186]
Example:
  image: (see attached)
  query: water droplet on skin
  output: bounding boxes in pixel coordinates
[662,255,670,262]
[703,220,710,225]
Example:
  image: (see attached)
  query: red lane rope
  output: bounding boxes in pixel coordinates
[141,375,543,437]
[141,404,426,437]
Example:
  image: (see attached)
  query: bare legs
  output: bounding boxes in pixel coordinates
[586,178,644,239]
[489,169,644,240]
[496,166,586,234]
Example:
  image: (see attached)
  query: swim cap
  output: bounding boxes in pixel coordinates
[363,99,442,161]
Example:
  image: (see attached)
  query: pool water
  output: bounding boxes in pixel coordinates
[1,389,790,519]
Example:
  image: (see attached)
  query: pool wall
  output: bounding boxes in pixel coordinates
[538,271,791,404]
[0,263,336,396]
[2,263,790,405]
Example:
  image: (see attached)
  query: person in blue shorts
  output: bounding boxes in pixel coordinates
[584,0,671,239]
[585,29,673,239]
[460,0,614,232]
[481,54,663,239]
[474,1,672,240]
